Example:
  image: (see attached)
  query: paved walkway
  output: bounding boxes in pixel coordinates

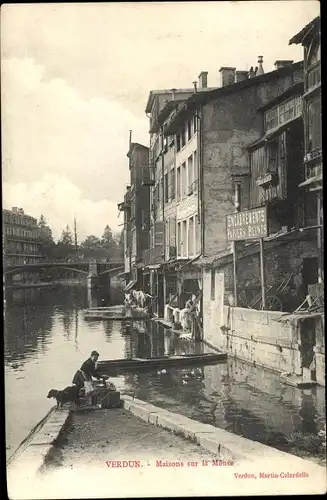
[8,406,326,499]
[45,407,217,470]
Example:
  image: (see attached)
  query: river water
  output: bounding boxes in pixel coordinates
[4,284,326,464]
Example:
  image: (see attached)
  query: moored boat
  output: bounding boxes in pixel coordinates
[97,352,227,375]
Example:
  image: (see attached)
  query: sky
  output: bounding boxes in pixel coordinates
[1,1,320,241]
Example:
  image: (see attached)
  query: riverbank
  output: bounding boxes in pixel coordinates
[6,279,87,289]
[5,282,59,290]
[7,399,326,498]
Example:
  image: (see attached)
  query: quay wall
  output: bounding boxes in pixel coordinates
[202,270,325,386]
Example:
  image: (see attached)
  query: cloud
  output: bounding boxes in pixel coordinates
[2,56,148,238]
[1,2,320,241]
[2,57,148,202]
[2,173,123,241]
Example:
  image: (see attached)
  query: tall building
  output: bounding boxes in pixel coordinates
[144,83,217,315]
[118,142,150,290]
[3,207,42,265]
[289,16,322,284]
[142,58,306,315]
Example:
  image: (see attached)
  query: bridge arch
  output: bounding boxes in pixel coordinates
[4,264,89,278]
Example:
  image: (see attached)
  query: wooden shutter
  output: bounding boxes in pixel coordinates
[154,220,164,262]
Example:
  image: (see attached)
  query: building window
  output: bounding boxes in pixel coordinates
[187,155,193,194]
[264,96,302,132]
[187,119,192,141]
[164,173,169,203]
[182,220,187,256]
[177,222,182,257]
[171,168,176,200]
[182,162,187,197]
[181,126,186,148]
[193,150,198,191]
[176,134,181,152]
[306,95,322,151]
[188,217,194,257]
[176,167,181,200]
[308,38,321,68]
[195,220,201,254]
[211,268,215,300]
[266,139,278,174]
[193,116,197,134]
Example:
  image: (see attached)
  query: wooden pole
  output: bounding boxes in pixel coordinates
[232,241,238,306]
[259,238,267,309]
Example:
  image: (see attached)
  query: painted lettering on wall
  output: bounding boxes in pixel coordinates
[226,207,268,241]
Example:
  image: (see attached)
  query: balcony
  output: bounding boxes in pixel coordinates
[142,176,155,187]
[143,246,164,266]
[303,147,322,164]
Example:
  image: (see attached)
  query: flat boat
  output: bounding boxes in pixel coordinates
[97,352,227,375]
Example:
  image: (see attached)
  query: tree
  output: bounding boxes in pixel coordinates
[59,225,73,246]
[38,214,54,260]
[114,230,124,259]
[101,224,117,255]
[80,234,104,260]
[80,235,102,249]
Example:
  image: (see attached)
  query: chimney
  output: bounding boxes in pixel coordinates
[18,208,24,215]
[193,81,198,93]
[256,56,264,76]
[235,70,248,83]
[248,66,255,79]
[219,67,236,87]
[12,207,18,214]
[274,60,294,70]
[170,88,177,101]
[198,71,208,89]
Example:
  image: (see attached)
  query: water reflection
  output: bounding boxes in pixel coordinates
[4,284,325,464]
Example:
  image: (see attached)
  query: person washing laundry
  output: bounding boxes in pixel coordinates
[72,350,108,392]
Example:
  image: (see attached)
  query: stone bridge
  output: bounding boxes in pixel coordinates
[4,260,124,286]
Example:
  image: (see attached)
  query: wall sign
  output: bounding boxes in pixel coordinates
[226,206,268,241]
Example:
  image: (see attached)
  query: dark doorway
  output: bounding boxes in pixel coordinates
[302,257,319,295]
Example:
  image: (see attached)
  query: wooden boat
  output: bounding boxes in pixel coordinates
[97,352,227,375]
[83,305,149,321]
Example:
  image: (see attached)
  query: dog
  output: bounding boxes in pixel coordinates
[47,385,80,409]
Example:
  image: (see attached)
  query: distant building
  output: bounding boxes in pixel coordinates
[118,142,150,290]
[2,207,42,265]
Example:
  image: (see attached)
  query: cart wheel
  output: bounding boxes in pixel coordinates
[259,295,283,311]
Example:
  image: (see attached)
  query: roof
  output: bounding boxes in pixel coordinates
[145,87,216,114]
[248,115,302,150]
[163,61,303,136]
[127,142,149,158]
[197,228,312,269]
[257,82,304,112]
[289,16,320,45]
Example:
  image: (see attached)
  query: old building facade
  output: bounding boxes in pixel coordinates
[3,207,42,265]
[118,142,151,290]
[121,16,323,385]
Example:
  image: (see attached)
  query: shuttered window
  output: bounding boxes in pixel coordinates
[171,168,176,200]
